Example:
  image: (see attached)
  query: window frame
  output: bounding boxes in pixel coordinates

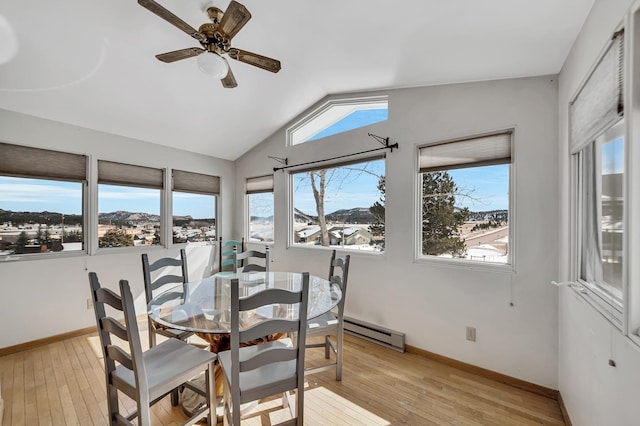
[414,130,515,272]
[96,160,165,251]
[571,120,625,329]
[286,95,389,146]
[171,169,220,246]
[287,155,386,255]
[568,23,628,334]
[245,175,275,245]
[0,142,88,260]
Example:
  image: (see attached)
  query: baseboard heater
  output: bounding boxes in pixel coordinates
[343,316,405,352]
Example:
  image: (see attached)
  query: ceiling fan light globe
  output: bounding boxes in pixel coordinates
[197,52,228,79]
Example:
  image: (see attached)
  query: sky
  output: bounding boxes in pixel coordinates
[602,137,624,175]
[307,109,388,141]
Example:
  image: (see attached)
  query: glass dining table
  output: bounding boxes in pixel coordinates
[147,271,342,408]
[148,271,342,352]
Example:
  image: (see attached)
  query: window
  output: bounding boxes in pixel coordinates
[576,120,624,309]
[0,143,86,257]
[418,132,512,265]
[570,29,625,326]
[97,161,163,248]
[287,96,388,145]
[246,175,274,243]
[171,170,218,244]
[291,157,385,252]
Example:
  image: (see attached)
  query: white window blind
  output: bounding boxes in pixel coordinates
[419,132,512,173]
[172,169,220,195]
[570,29,624,153]
[0,142,86,181]
[246,175,274,194]
[98,160,163,189]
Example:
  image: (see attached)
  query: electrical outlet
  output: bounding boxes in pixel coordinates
[86,298,93,309]
[466,326,476,342]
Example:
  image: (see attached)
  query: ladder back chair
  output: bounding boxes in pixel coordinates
[141,249,194,348]
[305,250,351,380]
[232,246,270,273]
[218,237,245,274]
[88,272,217,426]
[218,273,310,425]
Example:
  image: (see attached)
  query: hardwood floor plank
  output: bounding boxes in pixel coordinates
[10,352,25,426]
[42,343,67,425]
[0,353,15,426]
[1,329,565,425]
[22,351,38,425]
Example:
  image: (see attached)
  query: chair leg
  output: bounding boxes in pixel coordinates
[206,361,215,426]
[137,399,152,426]
[171,388,179,406]
[336,329,344,381]
[324,334,331,359]
[107,384,119,426]
[223,370,240,426]
[296,387,304,425]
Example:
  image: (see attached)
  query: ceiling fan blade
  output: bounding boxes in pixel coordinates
[228,48,281,73]
[138,0,206,42]
[156,47,204,63]
[217,1,251,42]
[221,59,238,88]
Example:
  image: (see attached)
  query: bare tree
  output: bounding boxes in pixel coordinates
[309,169,329,245]
[298,161,383,247]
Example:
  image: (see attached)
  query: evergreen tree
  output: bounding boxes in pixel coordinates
[15,231,29,252]
[64,230,83,243]
[422,171,469,256]
[99,229,134,248]
[369,175,385,250]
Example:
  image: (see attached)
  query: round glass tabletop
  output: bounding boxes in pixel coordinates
[147,271,342,335]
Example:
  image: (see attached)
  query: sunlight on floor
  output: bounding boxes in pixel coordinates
[240,385,391,426]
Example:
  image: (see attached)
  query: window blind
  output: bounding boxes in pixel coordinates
[246,175,274,194]
[570,29,624,153]
[0,142,86,181]
[172,169,220,195]
[98,160,163,189]
[419,132,512,173]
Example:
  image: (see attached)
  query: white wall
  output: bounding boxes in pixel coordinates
[558,0,640,424]
[235,76,561,388]
[0,109,234,348]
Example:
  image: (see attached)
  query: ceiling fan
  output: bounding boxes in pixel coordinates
[138,0,281,88]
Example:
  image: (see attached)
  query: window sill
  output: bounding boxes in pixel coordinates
[288,244,385,257]
[0,250,87,263]
[414,255,514,274]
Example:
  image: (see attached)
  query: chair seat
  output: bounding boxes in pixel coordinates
[307,311,339,337]
[218,338,297,404]
[113,338,216,402]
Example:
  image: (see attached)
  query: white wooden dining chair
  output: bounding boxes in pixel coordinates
[88,272,217,426]
[232,246,270,273]
[305,250,351,380]
[218,273,310,425]
[141,249,195,348]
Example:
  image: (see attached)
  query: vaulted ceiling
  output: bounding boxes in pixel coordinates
[0,0,594,160]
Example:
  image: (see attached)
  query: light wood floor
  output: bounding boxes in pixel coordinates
[1,328,565,425]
